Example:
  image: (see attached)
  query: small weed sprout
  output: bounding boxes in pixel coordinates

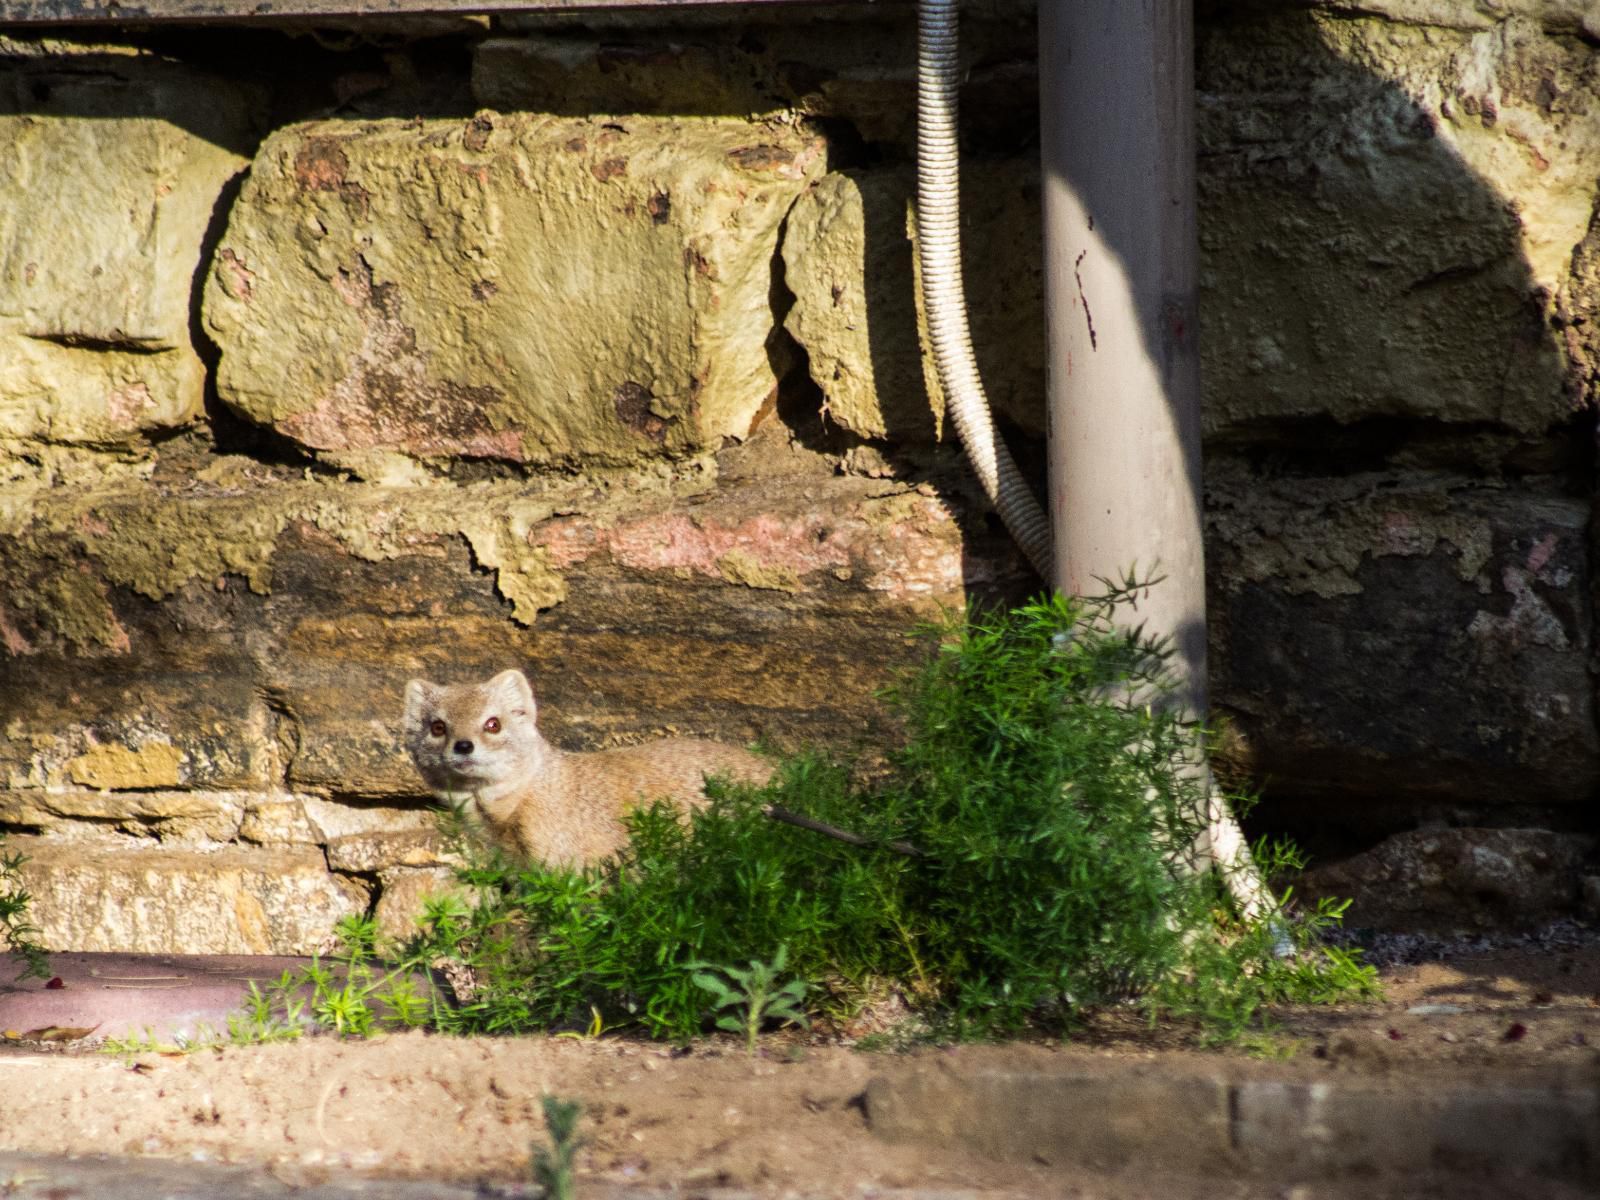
[226,984,306,1046]
[690,944,810,1053]
[100,1011,302,1063]
[1,834,50,982]
[101,988,305,1061]
[210,912,456,1041]
[102,1026,209,1063]
[531,1095,584,1200]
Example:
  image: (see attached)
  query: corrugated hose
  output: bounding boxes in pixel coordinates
[914,0,1054,580]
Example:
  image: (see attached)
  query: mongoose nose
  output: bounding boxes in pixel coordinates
[453,739,474,756]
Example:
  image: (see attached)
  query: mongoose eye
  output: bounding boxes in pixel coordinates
[429,719,447,738]
[483,716,502,734]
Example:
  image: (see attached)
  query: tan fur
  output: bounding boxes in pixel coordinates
[403,668,771,867]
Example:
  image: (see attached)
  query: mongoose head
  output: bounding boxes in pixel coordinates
[403,668,551,811]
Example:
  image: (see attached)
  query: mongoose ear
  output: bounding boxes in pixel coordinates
[486,668,536,717]
[403,679,437,727]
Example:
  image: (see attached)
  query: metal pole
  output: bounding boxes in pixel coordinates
[1039,0,1206,715]
[1041,2,1275,919]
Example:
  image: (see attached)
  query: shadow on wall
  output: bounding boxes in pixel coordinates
[992,2,1597,859]
[1185,5,1599,852]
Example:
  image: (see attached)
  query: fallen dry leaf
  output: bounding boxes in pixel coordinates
[24,1025,100,1042]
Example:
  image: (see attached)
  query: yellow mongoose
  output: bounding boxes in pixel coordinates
[403,668,772,867]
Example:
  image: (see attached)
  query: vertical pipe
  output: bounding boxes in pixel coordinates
[1040,0,1205,710]
[1040,1,1272,918]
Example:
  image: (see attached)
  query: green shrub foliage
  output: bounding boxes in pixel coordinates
[407,591,1375,1043]
[2,832,50,983]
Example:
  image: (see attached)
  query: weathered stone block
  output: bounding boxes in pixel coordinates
[300,797,439,842]
[12,837,367,955]
[0,663,277,798]
[1298,828,1596,930]
[238,797,321,845]
[1196,11,1596,433]
[866,1064,1235,1173]
[325,829,454,873]
[1207,464,1598,817]
[0,55,260,457]
[1298,1,1600,38]
[782,167,1045,442]
[202,113,824,469]
[0,789,242,842]
[373,866,470,944]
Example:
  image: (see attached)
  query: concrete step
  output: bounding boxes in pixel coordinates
[865,1058,1600,1188]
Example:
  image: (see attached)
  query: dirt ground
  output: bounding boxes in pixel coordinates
[2,925,1598,1199]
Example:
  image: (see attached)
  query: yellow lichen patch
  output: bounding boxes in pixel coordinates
[461,511,569,625]
[66,742,185,790]
[35,566,132,653]
[78,492,296,599]
[716,548,801,593]
[858,490,936,531]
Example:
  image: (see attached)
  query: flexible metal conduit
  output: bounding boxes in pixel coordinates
[915,0,1054,580]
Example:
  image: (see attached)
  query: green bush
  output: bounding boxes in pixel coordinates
[404,590,1375,1044]
[1,832,50,983]
[424,753,900,1039]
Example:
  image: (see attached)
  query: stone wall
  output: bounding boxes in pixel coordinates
[1195,1,1600,924]
[1,0,1596,949]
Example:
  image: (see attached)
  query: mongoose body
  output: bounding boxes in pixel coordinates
[403,668,771,867]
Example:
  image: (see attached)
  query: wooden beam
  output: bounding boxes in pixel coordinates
[0,0,891,23]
